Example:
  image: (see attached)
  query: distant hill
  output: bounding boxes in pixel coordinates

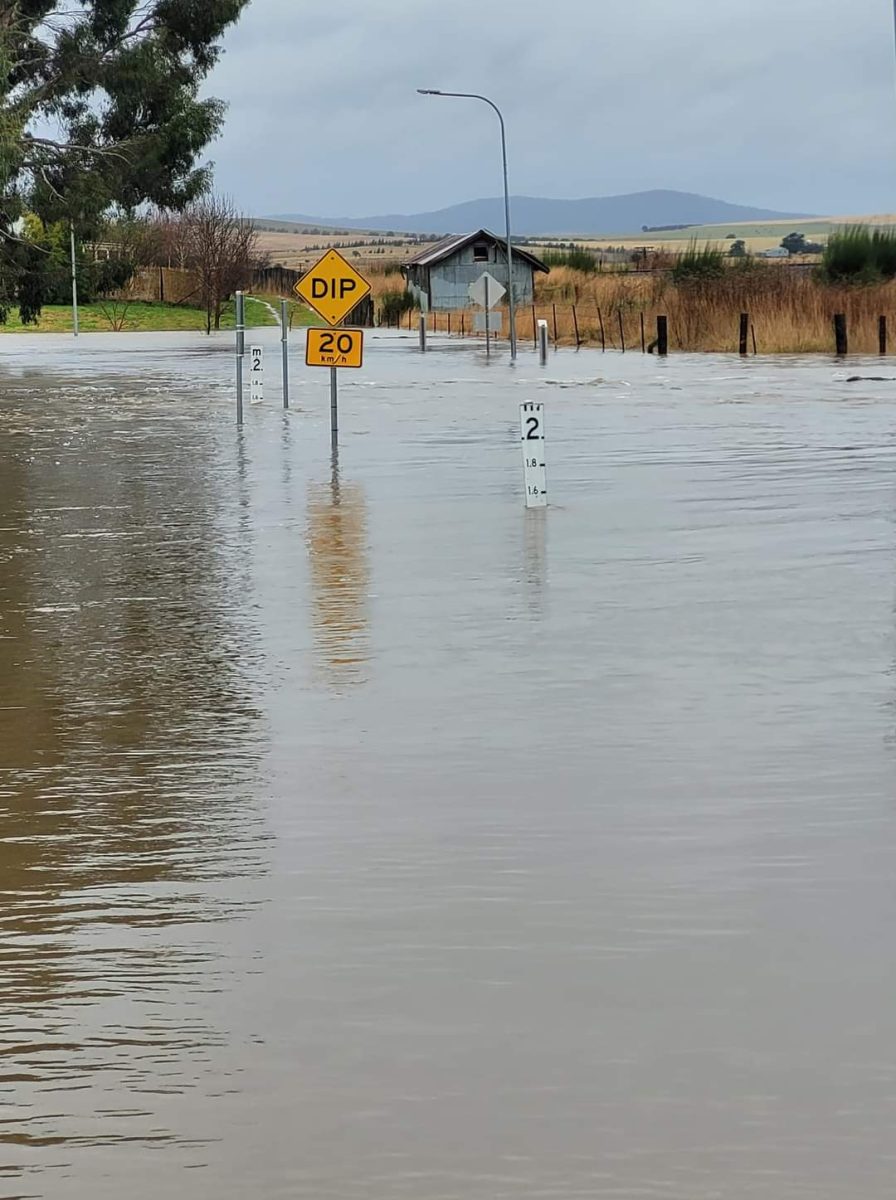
[267,190,812,238]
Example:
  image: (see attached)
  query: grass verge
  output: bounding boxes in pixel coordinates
[0,296,317,334]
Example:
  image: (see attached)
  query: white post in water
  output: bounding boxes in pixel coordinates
[70,225,79,338]
[280,300,290,409]
[419,312,427,351]
[250,344,264,404]
[520,402,547,508]
[235,290,245,426]
[537,319,549,366]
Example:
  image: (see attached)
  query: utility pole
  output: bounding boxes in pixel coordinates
[70,225,79,337]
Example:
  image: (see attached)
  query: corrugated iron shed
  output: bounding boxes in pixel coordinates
[402,229,549,273]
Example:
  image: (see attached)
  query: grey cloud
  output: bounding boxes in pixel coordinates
[204,0,896,219]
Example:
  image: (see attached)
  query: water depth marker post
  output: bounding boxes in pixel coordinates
[520,402,547,508]
[294,249,372,449]
[250,344,264,404]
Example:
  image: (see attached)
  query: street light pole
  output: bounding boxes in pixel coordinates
[417,89,517,361]
[70,224,79,338]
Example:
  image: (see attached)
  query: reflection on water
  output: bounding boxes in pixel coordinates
[0,397,266,1168]
[522,507,548,615]
[306,451,370,687]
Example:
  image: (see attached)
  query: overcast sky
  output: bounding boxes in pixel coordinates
[204,0,896,219]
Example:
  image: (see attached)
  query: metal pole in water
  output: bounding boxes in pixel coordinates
[235,290,245,426]
[281,299,290,409]
[70,225,79,338]
[485,275,491,359]
[537,319,549,366]
[416,89,517,361]
[419,313,427,351]
[330,366,338,446]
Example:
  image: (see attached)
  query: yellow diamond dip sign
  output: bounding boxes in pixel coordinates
[295,249,371,445]
[295,249,371,328]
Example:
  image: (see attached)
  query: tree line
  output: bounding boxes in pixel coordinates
[21,197,264,332]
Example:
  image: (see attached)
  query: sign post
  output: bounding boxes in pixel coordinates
[280,299,290,409]
[469,271,506,360]
[520,402,547,508]
[295,249,371,446]
[485,276,490,358]
[235,290,245,426]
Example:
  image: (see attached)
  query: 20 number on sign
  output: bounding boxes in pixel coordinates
[520,402,547,508]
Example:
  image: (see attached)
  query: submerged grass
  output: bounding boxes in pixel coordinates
[0,297,285,334]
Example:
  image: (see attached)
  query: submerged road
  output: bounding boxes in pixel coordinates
[2,330,896,1198]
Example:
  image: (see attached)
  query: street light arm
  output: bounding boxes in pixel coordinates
[418,90,506,142]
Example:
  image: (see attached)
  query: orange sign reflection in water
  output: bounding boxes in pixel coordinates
[305,457,370,688]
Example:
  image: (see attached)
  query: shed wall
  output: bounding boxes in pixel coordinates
[407,242,539,311]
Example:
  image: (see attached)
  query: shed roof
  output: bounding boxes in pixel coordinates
[402,229,549,272]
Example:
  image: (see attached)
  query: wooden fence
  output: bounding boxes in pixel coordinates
[382,305,895,356]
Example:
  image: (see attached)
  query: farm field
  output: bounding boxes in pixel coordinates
[256,213,896,267]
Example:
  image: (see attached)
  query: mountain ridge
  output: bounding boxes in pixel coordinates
[266,189,814,238]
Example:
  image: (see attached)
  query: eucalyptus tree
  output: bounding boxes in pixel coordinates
[1,0,250,320]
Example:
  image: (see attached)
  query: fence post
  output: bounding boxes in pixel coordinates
[739,313,749,356]
[640,312,646,353]
[657,315,668,357]
[751,324,757,355]
[552,303,559,345]
[618,310,625,353]
[532,305,538,348]
[880,315,888,355]
[834,313,848,356]
[572,305,581,349]
[419,313,427,352]
[597,306,606,352]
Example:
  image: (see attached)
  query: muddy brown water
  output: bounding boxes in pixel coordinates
[2,330,896,1198]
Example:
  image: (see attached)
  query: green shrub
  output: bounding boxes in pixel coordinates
[379,290,417,324]
[541,247,598,273]
[819,225,896,283]
[671,241,726,283]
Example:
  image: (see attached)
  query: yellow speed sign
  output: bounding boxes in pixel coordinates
[306,327,364,369]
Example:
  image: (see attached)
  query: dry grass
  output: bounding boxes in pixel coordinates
[285,257,896,355]
[414,267,896,354]
[535,267,896,353]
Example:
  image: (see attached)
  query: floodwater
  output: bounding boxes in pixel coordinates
[2,328,896,1199]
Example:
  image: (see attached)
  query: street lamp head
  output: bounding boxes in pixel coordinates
[417,88,442,95]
